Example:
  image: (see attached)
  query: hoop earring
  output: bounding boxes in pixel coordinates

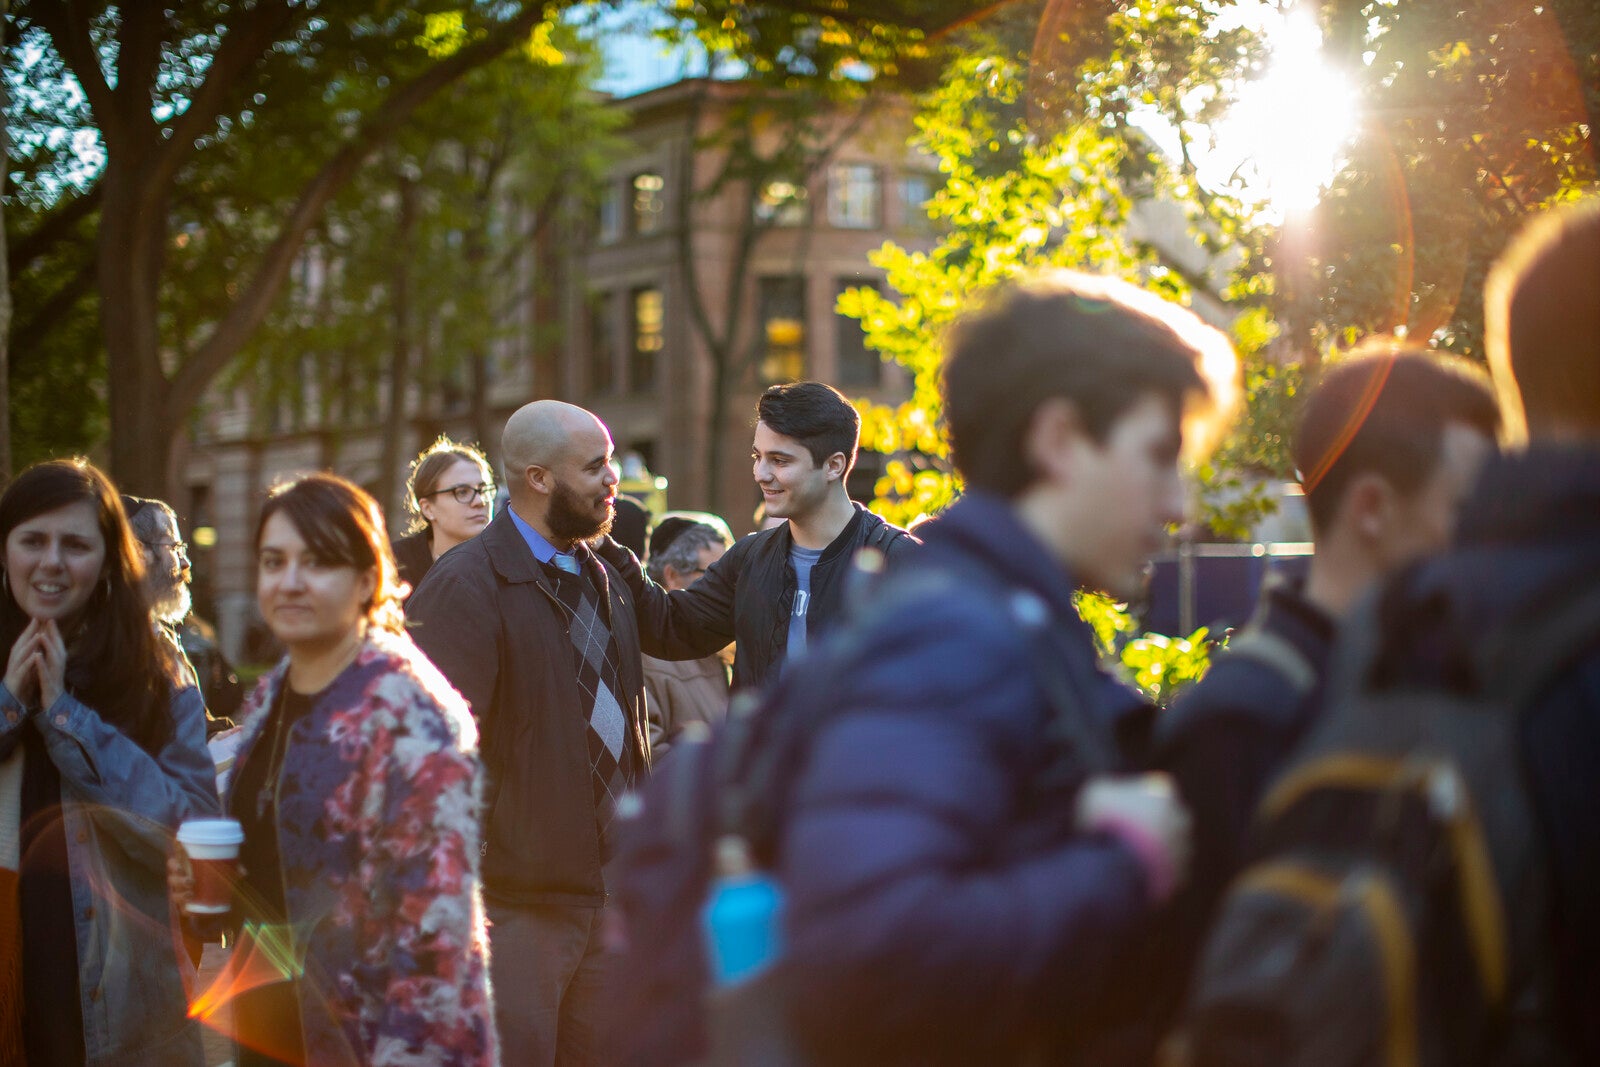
[101,577,111,600]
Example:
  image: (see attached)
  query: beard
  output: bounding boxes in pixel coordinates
[148,573,192,626]
[547,478,614,544]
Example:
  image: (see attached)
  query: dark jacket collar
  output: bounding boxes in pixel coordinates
[1456,443,1600,548]
[479,507,548,586]
[766,501,876,564]
[919,489,1152,759]
[1250,571,1339,672]
[1404,442,1600,630]
[920,491,1085,626]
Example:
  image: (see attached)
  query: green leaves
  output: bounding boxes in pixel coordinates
[1078,590,1213,706]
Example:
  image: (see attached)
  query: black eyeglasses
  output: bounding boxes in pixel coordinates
[422,483,494,505]
[142,540,189,559]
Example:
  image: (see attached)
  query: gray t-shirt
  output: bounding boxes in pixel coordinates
[786,544,825,664]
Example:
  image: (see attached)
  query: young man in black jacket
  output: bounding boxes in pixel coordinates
[606,381,916,691]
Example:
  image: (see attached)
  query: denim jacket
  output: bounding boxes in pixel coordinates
[0,679,220,1066]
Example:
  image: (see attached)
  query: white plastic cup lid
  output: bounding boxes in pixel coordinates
[177,818,244,847]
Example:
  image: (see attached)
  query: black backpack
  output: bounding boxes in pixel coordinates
[1173,575,1600,1067]
[609,557,1118,1067]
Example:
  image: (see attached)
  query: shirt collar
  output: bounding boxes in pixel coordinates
[507,504,562,564]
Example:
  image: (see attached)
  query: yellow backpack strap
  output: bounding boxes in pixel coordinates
[1261,754,1508,1008]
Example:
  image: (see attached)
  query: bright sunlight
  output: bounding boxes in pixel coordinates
[1128,2,1362,219]
[1213,4,1361,215]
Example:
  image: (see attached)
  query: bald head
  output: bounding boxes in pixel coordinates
[501,401,620,545]
[503,401,603,490]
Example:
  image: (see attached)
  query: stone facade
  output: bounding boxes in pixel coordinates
[179,78,929,662]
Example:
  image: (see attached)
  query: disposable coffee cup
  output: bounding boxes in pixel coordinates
[177,818,243,915]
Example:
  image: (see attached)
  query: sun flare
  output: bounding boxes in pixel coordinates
[1214,6,1360,215]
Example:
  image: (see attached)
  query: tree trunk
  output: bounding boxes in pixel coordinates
[100,148,175,497]
[530,206,562,402]
[380,173,417,522]
[74,6,548,496]
[0,3,12,481]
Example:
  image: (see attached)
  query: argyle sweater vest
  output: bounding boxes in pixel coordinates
[543,555,637,862]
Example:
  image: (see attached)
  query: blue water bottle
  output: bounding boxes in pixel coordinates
[702,834,784,986]
[702,834,801,1065]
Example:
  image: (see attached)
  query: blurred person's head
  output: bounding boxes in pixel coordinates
[123,495,191,625]
[0,458,175,752]
[1294,341,1499,576]
[612,496,651,558]
[406,436,494,555]
[942,270,1238,599]
[646,518,732,590]
[255,474,405,660]
[502,400,619,549]
[753,382,860,523]
[1485,198,1600,443]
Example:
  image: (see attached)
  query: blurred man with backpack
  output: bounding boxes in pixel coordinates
[1179,199,1600,1066]
[1152,342,1499,1034]
[1452,198,1600,1061]
[773,271,1238,1065]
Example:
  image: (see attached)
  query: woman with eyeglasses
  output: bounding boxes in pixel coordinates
[175,472,495,1066]
[0,459,219,1065]
[392,436,494,598]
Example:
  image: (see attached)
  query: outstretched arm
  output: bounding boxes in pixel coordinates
[595,535,740,660]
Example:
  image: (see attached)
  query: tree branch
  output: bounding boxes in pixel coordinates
[30,1,117,132]
[8,184,101,275]
[158,1,301,186]
[11,259,96,358]
[170,5,548,416]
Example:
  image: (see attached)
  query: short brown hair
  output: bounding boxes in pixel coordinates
[942,270,1238,497]
[1294,340,1499,533]
[1484,198,1600,443]
[756,381,861,472]
[256,473,406,633]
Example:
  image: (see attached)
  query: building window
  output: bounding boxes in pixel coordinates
[898,172,935,230]
[754,177,808,227]
[597,182,623,244]
[631,172,665,236]
[589,292,615,395]
[827,163,880,229]
[758,276,807,384]
[630,286,663,392]
[835,278,882,388]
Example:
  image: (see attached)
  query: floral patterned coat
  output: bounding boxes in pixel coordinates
[226,628,497,1067]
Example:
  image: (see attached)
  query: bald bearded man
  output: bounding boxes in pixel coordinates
[408,400,651,1066]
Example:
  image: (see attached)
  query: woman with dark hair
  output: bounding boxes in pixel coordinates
[392,436,494,595]
[179,472,495,1067]
[0,458,218,1066]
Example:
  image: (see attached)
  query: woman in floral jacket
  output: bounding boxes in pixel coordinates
[184,473,495,1067]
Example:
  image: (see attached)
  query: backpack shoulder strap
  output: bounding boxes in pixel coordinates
[1001,587,1121,779]
[862,516,916,556]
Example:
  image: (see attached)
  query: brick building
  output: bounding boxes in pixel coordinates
[179,78,932,660]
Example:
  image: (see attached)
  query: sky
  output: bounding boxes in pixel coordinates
[582,2,706,99]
